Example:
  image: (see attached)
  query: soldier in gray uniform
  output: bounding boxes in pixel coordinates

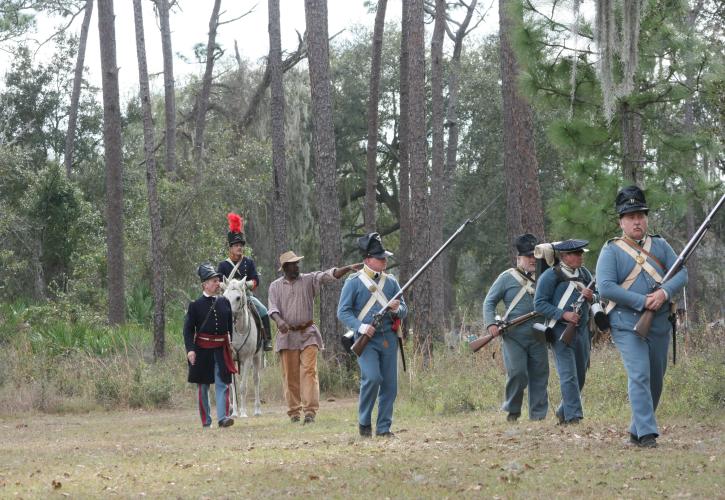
[596,186,688,448]
[483,234,548,422]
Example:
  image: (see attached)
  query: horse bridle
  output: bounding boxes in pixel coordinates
[230,283,253,355]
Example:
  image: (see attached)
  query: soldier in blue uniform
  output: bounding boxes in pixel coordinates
[337,233,408,438]
[483,233,548,422]
[217,213,273,351]
[534,239,595,425]
[596,186,688,448]
[183,263,236,428]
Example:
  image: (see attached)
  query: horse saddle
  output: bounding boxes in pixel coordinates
[247,302,264,353]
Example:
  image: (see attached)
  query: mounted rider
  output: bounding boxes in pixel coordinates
[217,213,273,351]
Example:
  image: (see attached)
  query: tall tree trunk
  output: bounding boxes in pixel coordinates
[407,0,433,359]
[498,0,545,262]
[304,0,344,357]
[620,100,644,185]
[98,0,125,325]
[157,0,177,175]
[398,0,412,286]
[133,0,166,359]
[268,0,289,262]
[364,0,388,233]
[32,238,47,300]
[682,0,704,326]
[429,0,446,335]
[443,0,477,318]
[192,0,222,172]
[64,0,93,178]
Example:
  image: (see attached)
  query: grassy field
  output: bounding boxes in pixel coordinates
[1,302,723,498]
[1,395,722,498]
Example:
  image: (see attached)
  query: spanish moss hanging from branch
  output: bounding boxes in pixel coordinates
[617,0,643,98]
[595,0,617,122]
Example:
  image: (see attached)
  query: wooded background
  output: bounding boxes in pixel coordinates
[0,0,722,363]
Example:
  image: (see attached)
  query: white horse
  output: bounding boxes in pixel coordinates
[221,272,263,417]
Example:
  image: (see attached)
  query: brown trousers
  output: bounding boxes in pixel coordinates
[280,345,319,417]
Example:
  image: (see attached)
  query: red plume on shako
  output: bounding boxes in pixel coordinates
[227,213,245,246]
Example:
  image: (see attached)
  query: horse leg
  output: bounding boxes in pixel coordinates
[230,359,241,417]
[239,358,250,418]
[253,352,262,416]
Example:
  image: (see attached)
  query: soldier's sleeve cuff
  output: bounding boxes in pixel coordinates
[358,323,370,334]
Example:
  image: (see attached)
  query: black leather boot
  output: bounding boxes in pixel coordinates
[262,315,273,351]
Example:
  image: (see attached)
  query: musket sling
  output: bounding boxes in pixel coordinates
[501,269,535,321]
[604,236,664,314]
[349,273,389,326]
[545,280,585,328]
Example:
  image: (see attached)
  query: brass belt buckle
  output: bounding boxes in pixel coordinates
[635,254,645,265]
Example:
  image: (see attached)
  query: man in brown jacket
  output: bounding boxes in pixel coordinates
[267,251,361,424]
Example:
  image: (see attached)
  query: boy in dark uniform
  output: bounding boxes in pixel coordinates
[183,262,237,428]
[217,213,273,351]
[534,239,596,425]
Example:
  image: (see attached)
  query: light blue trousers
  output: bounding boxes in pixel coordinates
[357,330,398,434]
[198,361,230,427]
[551,330,590,422]
[248,294,268,317]
[610,327,669,438]
[501,333,549,419]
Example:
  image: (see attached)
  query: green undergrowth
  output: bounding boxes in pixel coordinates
[0,302,723,421]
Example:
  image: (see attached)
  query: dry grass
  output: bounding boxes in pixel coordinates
[1,395,722,498]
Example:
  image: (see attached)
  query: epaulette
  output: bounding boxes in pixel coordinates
[649,233,661,238]
[605,237,622,245]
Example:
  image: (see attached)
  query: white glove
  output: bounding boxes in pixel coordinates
[245,280,255,290]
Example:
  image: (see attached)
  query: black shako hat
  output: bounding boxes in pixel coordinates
[552,239,589,253]
[227,213,246,246]
[357,232,393,259]
[616,185,649,216]
[197,262,221,282]
[514,233,538,256]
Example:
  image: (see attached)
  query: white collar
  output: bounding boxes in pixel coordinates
[559,263,579,278]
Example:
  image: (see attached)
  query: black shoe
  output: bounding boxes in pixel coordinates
[637,434,657,448]
[629,433,639,445]
[556,410,565,425]
[303,414,315,425]
[359,424,372,437]
[262,315,273,351]
[218,418,234,428]
[507,412,521,422]
[376,431,396,438]
[290,415,301,423]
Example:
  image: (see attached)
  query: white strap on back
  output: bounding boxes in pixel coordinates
[502,269,535,321]
[604,236,662,314]
[356,273,389,321]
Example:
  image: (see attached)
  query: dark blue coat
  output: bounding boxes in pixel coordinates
[218,257,260,289]
[183,295,234,384]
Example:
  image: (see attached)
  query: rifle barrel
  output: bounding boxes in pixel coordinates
[634,192,724,338]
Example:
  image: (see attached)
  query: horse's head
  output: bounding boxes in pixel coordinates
[222,276,248,315]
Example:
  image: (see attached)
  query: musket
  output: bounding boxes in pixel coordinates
[559,279,595,346]
[350,193,503,361]
[634,193,725,337]
[469,311,540,352]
